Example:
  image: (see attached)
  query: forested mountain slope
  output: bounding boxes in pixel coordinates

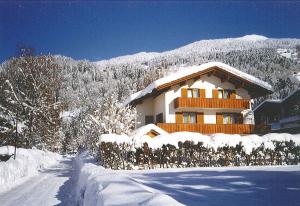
[61,35,300,110]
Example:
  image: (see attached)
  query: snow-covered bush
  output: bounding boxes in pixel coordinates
[96,133,300,170]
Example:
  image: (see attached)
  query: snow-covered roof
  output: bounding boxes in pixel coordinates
[253,88,300,112]
[130,124,169,138]
[125,62,273,105]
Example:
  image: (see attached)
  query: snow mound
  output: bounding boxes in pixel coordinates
[237,34,268,41]
[0,146,61,193]
[124,61,273,105]
[75,152,183,206]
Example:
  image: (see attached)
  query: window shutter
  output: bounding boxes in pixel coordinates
[197,112,204,124]
[216,113,223,124]
[175,112,183,123]
[200,89,206,98]
[212,89,219,98]
[230,90,236,99]
[181,88,187,98]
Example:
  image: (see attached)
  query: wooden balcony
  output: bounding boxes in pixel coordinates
[174,97,250,109]
[157,123,254,134]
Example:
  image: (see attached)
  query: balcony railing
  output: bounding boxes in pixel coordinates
[157,123,254,134]
[174,97,250,109]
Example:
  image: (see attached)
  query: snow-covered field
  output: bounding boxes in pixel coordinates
[0,146,61,193]
[126,165,300,206]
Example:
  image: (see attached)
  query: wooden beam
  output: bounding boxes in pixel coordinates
[235,82,245,89]
[221,75,230,83]
[208,69,215,77]
[179,81,186,86]
[193,76,200,82]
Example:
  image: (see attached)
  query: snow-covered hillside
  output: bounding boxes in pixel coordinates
[94,35,300,67]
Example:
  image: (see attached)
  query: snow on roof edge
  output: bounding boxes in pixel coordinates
[125,62,273,105]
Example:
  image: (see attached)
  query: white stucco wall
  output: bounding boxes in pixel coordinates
[136,98,154,127]
[153,93,165,121]
[204,110,217,124]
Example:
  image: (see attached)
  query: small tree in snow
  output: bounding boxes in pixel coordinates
[79,93,136,153]
[89,93,136,135]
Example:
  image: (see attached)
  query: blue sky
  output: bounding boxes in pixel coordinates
[1,1,300,63]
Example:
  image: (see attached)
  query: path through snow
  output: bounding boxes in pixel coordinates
[0,157,76,206]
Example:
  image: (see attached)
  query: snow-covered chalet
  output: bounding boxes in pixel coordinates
[125,62,273,134]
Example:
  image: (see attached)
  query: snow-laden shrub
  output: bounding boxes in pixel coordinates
[96,135,300,170]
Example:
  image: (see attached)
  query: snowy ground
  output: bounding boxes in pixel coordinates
[126,165,300,206]
[1,148,299,206]
[0,157,76,206]
[0,146,61,193]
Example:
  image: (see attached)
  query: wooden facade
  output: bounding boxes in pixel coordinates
[174,97,250,109]
[157,123,254,134]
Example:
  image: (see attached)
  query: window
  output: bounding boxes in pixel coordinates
[223,114,233,124]
[224,90,230,99]
[183,112,197,123]
[187,89,193,98]
[218,89,236,99]
[145,116,154,124]
[187,89,199,98]
[193,89,199,98]
[218,90,223,98]
[223,113,242,124]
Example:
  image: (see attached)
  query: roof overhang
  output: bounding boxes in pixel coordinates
[125,62,274,106]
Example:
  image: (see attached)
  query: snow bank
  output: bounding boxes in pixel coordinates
[75,152,183,206]
[100,132,300,155]
[0,146,61,193]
